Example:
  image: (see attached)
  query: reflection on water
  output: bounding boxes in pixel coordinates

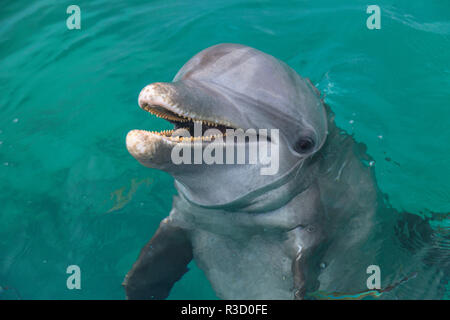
[107,178,153,213]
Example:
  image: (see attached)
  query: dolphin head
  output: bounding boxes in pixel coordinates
[126,44,328,210]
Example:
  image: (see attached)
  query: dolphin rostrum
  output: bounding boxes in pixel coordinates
[123,43,448,300]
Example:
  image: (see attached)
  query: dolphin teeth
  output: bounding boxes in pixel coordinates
[144,104,235,128]
[145,129,175,136]
[140,100,239,141]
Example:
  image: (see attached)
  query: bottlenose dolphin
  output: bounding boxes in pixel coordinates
[123,43,448,299]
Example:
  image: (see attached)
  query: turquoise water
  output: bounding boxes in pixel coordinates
[0,0,449,299]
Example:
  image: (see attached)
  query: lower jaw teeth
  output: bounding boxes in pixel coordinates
[150,128,226,141]
[173,133,226,141]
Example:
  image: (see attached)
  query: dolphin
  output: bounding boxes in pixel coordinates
[123,43,448,300]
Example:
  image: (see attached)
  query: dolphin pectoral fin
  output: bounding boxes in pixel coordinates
[292,249,320,300]
[292,252,307,300]
[122,218,193,300]
[292,247,322,300]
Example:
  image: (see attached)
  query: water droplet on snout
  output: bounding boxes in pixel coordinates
[320,262,327,269]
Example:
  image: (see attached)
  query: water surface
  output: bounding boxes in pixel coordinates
[0,0,449,299]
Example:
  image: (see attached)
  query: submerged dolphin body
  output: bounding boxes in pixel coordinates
[123,44,448,299]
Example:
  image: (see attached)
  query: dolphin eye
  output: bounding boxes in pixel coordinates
[294,136,315,153]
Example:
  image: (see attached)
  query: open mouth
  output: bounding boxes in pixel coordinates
[127,82,274,169]
[139,103,237,142]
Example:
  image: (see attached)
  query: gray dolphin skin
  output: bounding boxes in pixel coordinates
[123,43,448,300]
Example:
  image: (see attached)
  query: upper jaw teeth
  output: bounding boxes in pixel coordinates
[139,101,237,143]
[140,103,235,129]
